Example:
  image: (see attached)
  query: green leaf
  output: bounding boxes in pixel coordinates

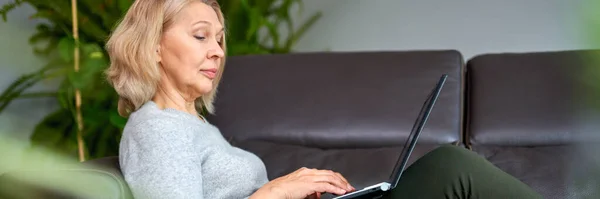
[0,57,69,112]
[28,24,52,44]
[285,12,322,50]
[0,0,24,22]
[15,91,57,99]
[30,109,75,148]
[67,50,108,90]
[83,55,108,70]
[117,0,133,13]
[255,0,277,14]
[58,37,75,62]
[294,0,305,15]
[0,69,58,113]
[109,110,127,129]
[82,43,104,58]
[57,79,75,110]
[277,0,296,35]
[30,9,54,20]
[261,19,280,47]
[245,8,262,40]
[67,71,85,90]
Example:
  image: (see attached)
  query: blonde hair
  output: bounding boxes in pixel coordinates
[105,0,226,117]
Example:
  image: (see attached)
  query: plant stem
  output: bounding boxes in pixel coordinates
[71,0,85,163]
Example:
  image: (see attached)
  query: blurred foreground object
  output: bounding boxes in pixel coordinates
[0,133,131,198]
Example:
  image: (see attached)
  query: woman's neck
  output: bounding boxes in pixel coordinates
[152,86,199,117]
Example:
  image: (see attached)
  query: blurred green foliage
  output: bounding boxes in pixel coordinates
[0,133,110,198]
[579,0,600,110]
[0,0,321,160]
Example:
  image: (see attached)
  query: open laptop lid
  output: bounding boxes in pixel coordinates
[387,74,448,189]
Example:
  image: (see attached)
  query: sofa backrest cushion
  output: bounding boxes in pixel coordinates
[466,50,600,146]
[207,51,464,148]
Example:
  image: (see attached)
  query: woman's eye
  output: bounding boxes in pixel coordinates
[194,36,206,40]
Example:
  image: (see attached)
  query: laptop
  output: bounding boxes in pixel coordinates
[331,74,448,199]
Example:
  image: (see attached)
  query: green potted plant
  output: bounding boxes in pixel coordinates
[0,0,322,161]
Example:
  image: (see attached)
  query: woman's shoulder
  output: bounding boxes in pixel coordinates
[122,102,199,144]
[125,101,177,126]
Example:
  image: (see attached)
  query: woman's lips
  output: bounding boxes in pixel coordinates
[200,68,217,79]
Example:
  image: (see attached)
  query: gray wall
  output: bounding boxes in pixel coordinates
[0,2,58,140]
[293,0,595,59]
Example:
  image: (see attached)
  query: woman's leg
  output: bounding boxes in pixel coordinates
[382,145,542,199]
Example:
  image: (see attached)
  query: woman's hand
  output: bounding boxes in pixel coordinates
[250,167,356,199]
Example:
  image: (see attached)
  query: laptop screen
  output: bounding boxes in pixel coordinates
[387,74,447,188]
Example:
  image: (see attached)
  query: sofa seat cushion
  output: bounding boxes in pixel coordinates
[472,145,600,199]
[235,140,443,189]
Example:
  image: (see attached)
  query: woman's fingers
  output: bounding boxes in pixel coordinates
[307,174,354,194]
[294,167,355,195]
[308,175,348,191]
[313,170,353,191]
[333,172,354,190]
[312,182,347,195]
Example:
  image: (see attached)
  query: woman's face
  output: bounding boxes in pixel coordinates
[157,2,224,100]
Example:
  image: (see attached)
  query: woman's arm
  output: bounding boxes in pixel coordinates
[120,119,203,199]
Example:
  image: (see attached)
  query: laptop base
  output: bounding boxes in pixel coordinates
[332,182,391,199]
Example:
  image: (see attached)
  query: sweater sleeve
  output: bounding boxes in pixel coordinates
[120,119,203,199]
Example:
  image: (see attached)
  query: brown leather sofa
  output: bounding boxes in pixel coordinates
[1,50,599,199]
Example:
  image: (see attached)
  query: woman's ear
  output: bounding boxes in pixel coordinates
[156,45,162,63]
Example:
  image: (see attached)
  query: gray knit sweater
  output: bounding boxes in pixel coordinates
[119,101,269,199]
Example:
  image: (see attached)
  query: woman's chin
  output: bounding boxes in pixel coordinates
[190,78,214,97]
[194,84,214,96]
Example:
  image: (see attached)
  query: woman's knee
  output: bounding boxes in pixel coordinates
[422,144,486,166]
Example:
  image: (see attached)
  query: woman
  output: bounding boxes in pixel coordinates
[105,0,542,198]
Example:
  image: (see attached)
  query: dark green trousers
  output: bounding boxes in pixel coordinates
[382,145,542,199]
